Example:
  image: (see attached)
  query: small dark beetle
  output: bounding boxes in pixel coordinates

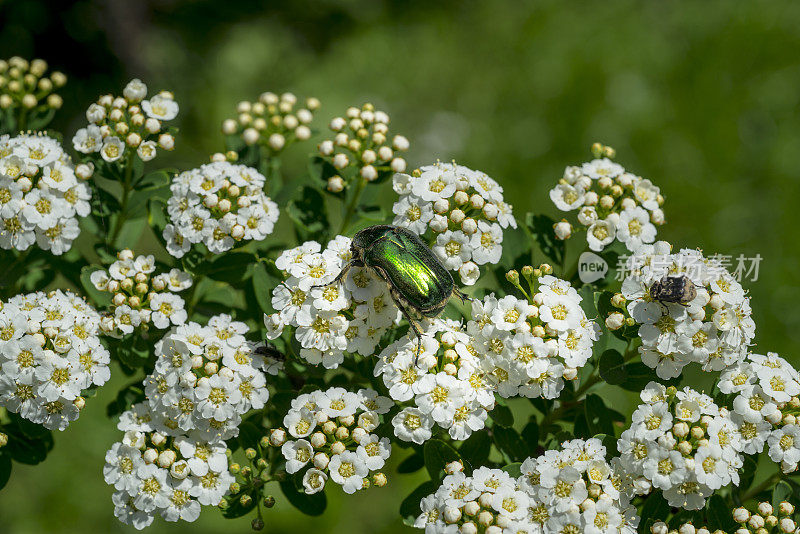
[649,275,697,306]
[315,225,469,355]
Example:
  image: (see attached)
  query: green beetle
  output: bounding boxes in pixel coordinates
[315,225,470,356]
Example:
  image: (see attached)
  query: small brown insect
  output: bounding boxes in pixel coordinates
[254,342,286,362]
[649,275,697,305]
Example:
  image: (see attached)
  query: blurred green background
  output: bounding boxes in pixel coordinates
[2,0,800,532]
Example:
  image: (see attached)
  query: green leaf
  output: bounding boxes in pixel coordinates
[80,265,112,307]
[458,431,492,468]
[355,205,387,223]
[6,425,54,465]
[638,491,669,533]
[308,156,342,196]
[221,493,258,519]
[237,421,263,451]
[493,426,528,463]
[279,479,327,516]
[593,433,619,457]
[397,450,425,474]
[584,394,615,437]
[618,363,657,392]
[489,403,514,428]
[423,439,461,480]
[501,462,522,477]
[773,480,793,509]
[524,213,565,266]
[197,252,256,283]
[521,420,540,456]
[251,262,276,314]
[287,186,329,242]
[738,455,758,492]
[706,493,736,532]
[0,452,10,490]
[598,349,627,385]
[400,480,437,523]
[134,169,172,190]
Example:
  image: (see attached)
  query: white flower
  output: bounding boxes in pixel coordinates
[302,468,328,494]
[587,220,616,251]
[101,136,125,162]
[470,221,503,265]
[149,293,188,329]
[142,94,179,121]
[282,439,314,474]
[617,207,657,252]
[392,407,434,444]
[327,451,368,494]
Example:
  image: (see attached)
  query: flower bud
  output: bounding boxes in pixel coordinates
[143,448,158,464]
[270,428,286,446]
[553,220,572,240]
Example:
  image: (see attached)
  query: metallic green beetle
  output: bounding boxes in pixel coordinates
[316,225,470,355]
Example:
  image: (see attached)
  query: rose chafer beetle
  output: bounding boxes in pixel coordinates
[315,225,470,354]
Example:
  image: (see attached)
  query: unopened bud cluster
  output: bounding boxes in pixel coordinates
[222,92,318,152]
[0,132,92,255]
[318,103,408,192]
[268,387,392,495]
[550,143,665,252]
[392,161,516,285]
[163,161,279,258]
[90,249,192,334]
[0,57,65,119]
[0,290,110,430]
[651,500,798,534]
[73,79,177,164]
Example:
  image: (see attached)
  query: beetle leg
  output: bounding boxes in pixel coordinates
[309,259,364,289]
[452,287,472,303]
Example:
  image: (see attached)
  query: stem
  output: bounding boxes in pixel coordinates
[17,107,27,132]
[109,155,135,247]
[337,177,367,235]
[741,471,781,502]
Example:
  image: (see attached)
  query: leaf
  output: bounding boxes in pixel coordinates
[397,450,425,474]
[134,169,172,190]
[307,156,342,196]
[501,462,522,477]
[618,363,657,392]
[196,252,256,283]
[6,426,54,465]
[0,452,10,490]
[521,420,540,456]
[524,213,565,266]
[638,491,670,533]
[773,480,793,509]
[221,494,257,519]
[80,265,112,307]
[706,493,737,532]
[493,426,527,463]
[279,479,327,516]
[584,394,615,436]
[458,431,492,468]
[423,439,461,480]
[593,433,619,457]
[400,480,438,523]
[251,262,275,315]
[355,205,387,222]
[738,455,758,492]
[237,421,263,451]
[287,186,329,242]
[598,349,627,385]
[489,403,514,428]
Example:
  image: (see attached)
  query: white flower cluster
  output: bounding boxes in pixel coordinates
[0,290,110,430]
[0,56,65,113]
[163,161,279,258]
[143,315,280,442]
[0,133,91,254]
[392,162,516,286]
[549,147,664,252]
[267,387,393,495]
[381,276,598,444]
[103,401,234,529]
[73,78,177,163]
[415,439,638,534]
[264,237,401,370]
[221,91,319,151]
[518,438,639,534]
[468,277,600,400]
[318,103,409,192]
[89,249,191,335]
[719,352,800,474]
[378,318,493,443]
[618,383,746,510]
[651,500,798,534]
[622,241,755,379]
